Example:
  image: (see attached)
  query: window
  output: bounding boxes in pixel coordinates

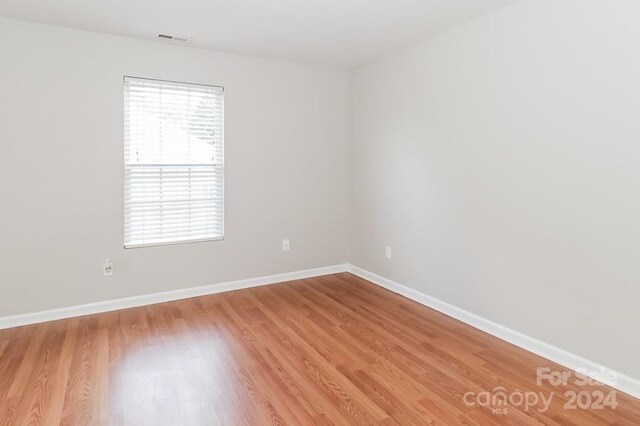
[124,77,224,248]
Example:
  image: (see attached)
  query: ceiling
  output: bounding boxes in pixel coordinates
[0,0,520,67]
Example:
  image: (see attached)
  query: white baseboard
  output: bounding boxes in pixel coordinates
[346,264,640,400]
[0,264,348,330]
[2,262,637,399]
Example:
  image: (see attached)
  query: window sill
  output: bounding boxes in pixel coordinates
[124,236,224,249]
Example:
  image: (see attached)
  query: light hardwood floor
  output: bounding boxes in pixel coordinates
[0,273,638,425]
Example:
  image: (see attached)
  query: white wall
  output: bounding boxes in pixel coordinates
[350,0,640,379]
[0,17,349,316]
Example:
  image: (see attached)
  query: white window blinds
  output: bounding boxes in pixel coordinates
[124,77,224,248]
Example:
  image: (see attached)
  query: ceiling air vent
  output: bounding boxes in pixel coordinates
[157,33,192,43]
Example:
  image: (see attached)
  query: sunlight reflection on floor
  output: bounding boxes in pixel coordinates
[111,332,233,425]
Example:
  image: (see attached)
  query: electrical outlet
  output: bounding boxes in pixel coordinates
[385,247,392,259]
[103,259,114,276]
[282,239,291,252]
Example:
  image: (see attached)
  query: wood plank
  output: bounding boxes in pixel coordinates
[0,273,637,425]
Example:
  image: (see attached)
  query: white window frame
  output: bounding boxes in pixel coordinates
[123,76,225,249]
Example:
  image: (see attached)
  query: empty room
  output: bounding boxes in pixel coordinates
[0,0,639,424]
